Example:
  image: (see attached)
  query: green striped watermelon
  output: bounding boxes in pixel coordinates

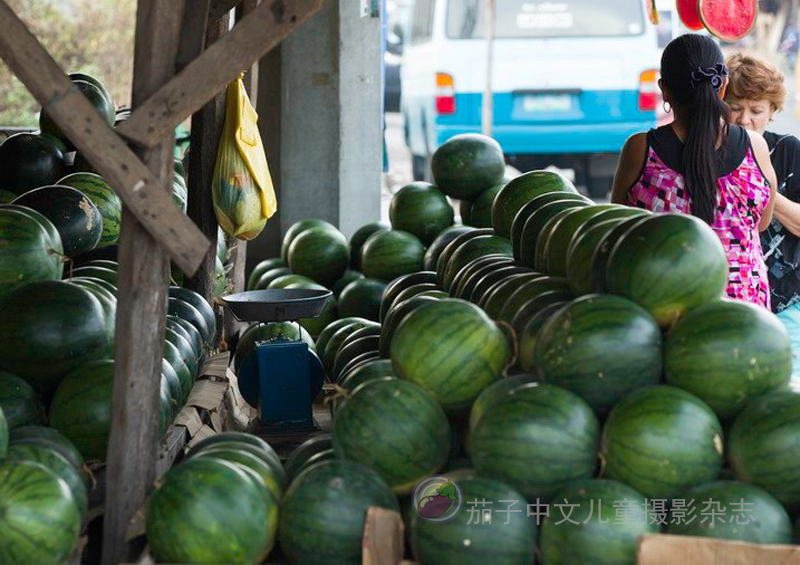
[435,228,493,286]
[511,295,571,342]
[606,214,729,327]
[338,278,386,322]
[167,316,204,361]
[471,383,600,501]
[288,227,350,287]
[565,207,648,262]
[332,269,365,298]
[410,475,537,564]
[278,460,399,565]
[69,72,113,108]
[332,336,381,382]
[542,205,620,276]
[9,426,86,474]
[247,258,286,290]
[234,322,315,373]
[493,170,579,238]
[322,320,380,376]
[0,372,44,430]
[667,480,792,544]
[285,434,332,481]
[161,360,183,410]
[189,437,286,492]
[390,299,511,412]
[0,204,63,258]
[518,199,590,267]
[379,271,439,322]
[267,274,316,289]
[283,280,339,338]
[168,297,212,344]
[540,479,658,565]
[453,256,515,300]
[432,134,505,200]
[601,385,724,500]
[281,219,337,262]
[254,266,292,290]
[0,132,67,195]
[533,207,578,272]
[729,390,800,509]
[57,173,122,248]
[566,219,628,296]
[315,317,366,362]
[442,234,513,291]
[163,340,193,402]
[533,295,662,416]
[665,300,791,420]
[467,374,536,450]
[589,215,651,294]
[465,182,504,227]
[516,302,569,374]
[497,275,570,324]
[424,226,475,271]
[379,295,441,357]
[0,209,64,299]
[0,460,81,564]
[390,182,454,245]
[459,199,473,225]
[334,360,397,412]
[69,279,116,354]
[166,320,201,366]
[69,265,117,285]
[510,192,590,260]
[360,230,425,283]
[468,265,531,305]
[350,222,390,269]
[147,457,277,563]
[41,79,114,149]
[191,447,283,503]
[333,378,450,493]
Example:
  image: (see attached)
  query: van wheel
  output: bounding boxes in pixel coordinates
[587,176,613,200]
[412,155,429,181]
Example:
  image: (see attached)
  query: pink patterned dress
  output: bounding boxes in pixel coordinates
[627,125,771,309]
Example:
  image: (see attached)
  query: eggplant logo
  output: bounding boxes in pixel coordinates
[412,475,463,523]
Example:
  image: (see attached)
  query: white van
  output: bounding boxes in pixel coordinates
[401,0,665,196]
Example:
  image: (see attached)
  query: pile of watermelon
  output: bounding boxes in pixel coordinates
[655,0,758,42]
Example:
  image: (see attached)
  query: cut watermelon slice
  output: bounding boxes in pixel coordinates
[699,0,758,41]
[647,0,660,25]
[676,0,704,30]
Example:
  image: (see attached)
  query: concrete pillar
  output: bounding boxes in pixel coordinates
[247,1,383,269]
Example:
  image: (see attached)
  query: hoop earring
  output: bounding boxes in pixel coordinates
[663,101,672,114]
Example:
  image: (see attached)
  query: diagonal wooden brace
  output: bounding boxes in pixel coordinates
[208,0,242,22]
[116,0,326,149]
[0,0,209,275]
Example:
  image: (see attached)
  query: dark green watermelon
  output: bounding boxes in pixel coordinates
[423,226,475,271]
[533,295,663,416]
[247,258,286,290]
[606,214,730,328]
[391,299,511,412]
[667,481,792,544]
[332,336,381,382]
[322,320,380,376]
[729,390,800,509]
[435,228,494,286]
[288,226,350,288]
[336,352,382,385]
[0,372,45,430]
[453,256,515,300]
[510,192,590,260]
[267,274,316,290]
[481,273,542,319]
[0,190,15,203]
[360,230,425,283]
[532,207,577,272]
[13,185,102,256]
[386,282,439,314]
[517,302,570,374]
[0,408,5,457]
[471,383,600,501]
[282,280,338,339]
[542,204,619,276]
[281,219,337,262]
[589,215,652,294]
[0,460,81,564]
[389,182,454,245]
[166,317,201,362]
[540,479,658,565]
[467,374,536,449]
[315,317,367,363]
[0,208,64,299]
[190,447,283,503]
[0,203,63,254]
[338,359,397,395]
[162,360,183,410]
[0,133,67,195]
[511,293,571,339]
[168,297,212,345]
[564,207,648,264]
[167,316,204,361]
[566,219,629,296]
[338,278,386,321]
[57,173,122,248]
[665,300,791,420]
[40,80,114,149]
[332,270,365,299]
[68,279,115,354]
[497,275,570,324]
[234,322,315,373]
[379,271,439,322]
[285,434,333,482]
[431,134,505,200]
[350,222,390,269]
[467,265,531,305]
[69,266,117,285]
[465,182,504,228]
[9,426,86,474]
[165,330,197,384]
[601,385,724,500]
[379,295,441,357]
[459,199,473,225]
[254,266,292,289]
[442,235,513,291]
[0,281,107,394]
[518,199,590,268]
[493,170,578,238]
[189,435,285,492]
[68,72,114,109]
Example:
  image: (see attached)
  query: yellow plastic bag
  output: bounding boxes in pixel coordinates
[212,73,277,241]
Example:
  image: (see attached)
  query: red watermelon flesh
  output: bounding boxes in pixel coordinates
[647,0,659,25]
[677,0,704,30]
[699,0,757,41]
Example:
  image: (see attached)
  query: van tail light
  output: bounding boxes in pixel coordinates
[639,69,659,112]
[436,73,456,115]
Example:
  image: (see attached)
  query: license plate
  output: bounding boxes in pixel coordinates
[522,94,572,112]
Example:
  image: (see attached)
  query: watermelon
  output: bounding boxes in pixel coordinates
[0,190,15,203]
[167,316,204,361]
[336,352,383,385]
[410,476,536,564]
[338,359,397,393]
[442,235,513,291]
[386,282,438,314]
[677,0,705,29]
[166,318,201,362]
[601,385,724,500]
[350,222,390,269]
[254,267,292,289]
[69,279,116,354]
[68,72,113,109]
[379,295,440,357]
[168,297,212,344]
[147,458,276,564]
[435,228,494,286]
[0,282,107,394]
[191,447,283,502]
[566,207,648,259]
[332,336,381,382]
[391,299,511,412]
[69,266,117,287]
[0,133,67,195]
[481,273,542,319]
[278,460,399,565]
[589,215,651,294]
[431,134,505,200]
[333,378,450,493]
[285,434,333,481]
[511,294,571,338]
[493,169,579,238]
[539,479,658,565]
[160,367,176,435]
[0,372,45,430]
[13,185,102,256]
[161,360,183,410]
[533,295,663,416]
[5,443,88,520]
[510,192,590,260]
[9,426,86,475]
[665,300,791,420]
[459,199,473,225]
[41,80,115,149]
[315,317,366,362]
[516,302,569,374]
[700,0,757,40]
[0,209,64,299]
[360,230,425,283]
[189,436,285,490]
[283,280,338,338]
[332,269,365,298]
[467,265,531,305]
[57,173,122,248]
[338,278,386,321]
[323,321,380,375]
[379,271,438,322]
[497,275,571,324]
[247,258,286,290]
[467,374,536,444]
[471,383,600,501]
[165,328,197,380]
[667,481,792,544]
[423,226,475,271]
[389,182,454,245]
[542,205,619,276]
[518,199,590,267]
[453,256,515,299]
[0,460,81,564]
[281,218,337,262]
[0,203,63,252]
[288,227,350,287]
[77,258,119,271]
[566,219,629,296]
[0,408,5,457]
[234,322,315,373]
[466,182,504,227]
[729,390,800,509]
[533,207,578,272]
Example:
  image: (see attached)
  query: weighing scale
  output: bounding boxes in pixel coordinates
[221,289,329,432]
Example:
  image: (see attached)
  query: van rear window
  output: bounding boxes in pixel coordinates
[446,0,646,39]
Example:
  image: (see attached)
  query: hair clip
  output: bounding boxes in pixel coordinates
[691,63,729,91]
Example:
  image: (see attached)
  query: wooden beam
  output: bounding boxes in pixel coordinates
[102,0,185,563]
[117,0,326,148]
[176,0,211,71]
[209,0,241,22]
[0,0,209,275]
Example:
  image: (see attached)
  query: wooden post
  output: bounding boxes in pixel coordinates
[102,1,184,563]
[482,0,495,136]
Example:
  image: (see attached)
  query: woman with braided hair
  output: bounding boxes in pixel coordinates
[611,34,778,309]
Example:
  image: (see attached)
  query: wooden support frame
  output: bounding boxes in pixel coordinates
[209,0,242,22]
